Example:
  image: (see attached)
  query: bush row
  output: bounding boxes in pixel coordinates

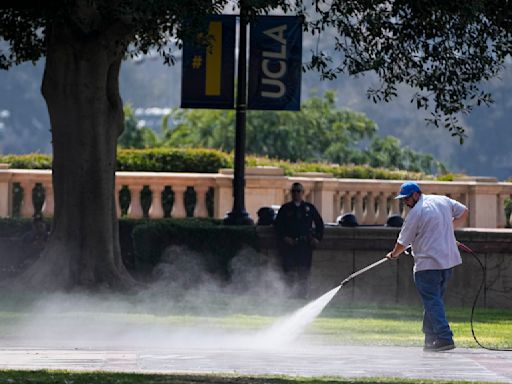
[0,148,231,174]
[0,147,446,180]
[131,218,259,276]
[0,218,260,278]
[116,148,231,173]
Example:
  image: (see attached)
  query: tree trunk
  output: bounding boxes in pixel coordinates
[21,21,135,290]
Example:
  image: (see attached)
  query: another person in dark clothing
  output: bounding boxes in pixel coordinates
[274,182,324,299]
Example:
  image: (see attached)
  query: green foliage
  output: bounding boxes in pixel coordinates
[245,155,428,180]
[505,198,512,228]
[116,148,231,173]
[0,218,34,237]
[0,370,495,384]
[364,136,446,174]
[0,149,434,180]
[131,218,259,276]
[0,148,231,173]
[0,154,52,169]
[305,1,512,139]
[162,109,236,152]
[165,92,378,163]
[118,105,158,149]
[163,91,446,174]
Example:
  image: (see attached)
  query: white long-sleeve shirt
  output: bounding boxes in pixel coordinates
[397,194,467,272]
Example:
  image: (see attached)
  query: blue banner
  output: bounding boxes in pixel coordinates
[181,15,236,109]
[248,16,302,111]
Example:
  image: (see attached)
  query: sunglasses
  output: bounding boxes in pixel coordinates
[291,189,303,193]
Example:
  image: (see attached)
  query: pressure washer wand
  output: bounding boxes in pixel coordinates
[339,257,389,287]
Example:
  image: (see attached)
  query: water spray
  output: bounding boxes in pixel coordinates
[256,257,391,347]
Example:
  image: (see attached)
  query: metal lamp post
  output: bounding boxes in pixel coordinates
[223,6,253,225]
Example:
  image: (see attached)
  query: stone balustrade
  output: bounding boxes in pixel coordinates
[1,167,511,228]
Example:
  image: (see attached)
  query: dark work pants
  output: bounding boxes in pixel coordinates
[281,243,313,299]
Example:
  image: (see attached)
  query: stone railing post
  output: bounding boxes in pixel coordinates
[354,191,364,223]
[303,187,312,203]
[115,184,123,218]
[283,187,291,204]
[127,185,144,219]
[340,191,352,215]
[41,182,54,217]
[149,184,164,219]
[19,181,34,218]
[453,193,469,227]
[214,176,232,219]
[389,194,400,216]
[497,193,507,228]
[312,181,337,222]
[468,184,499,228]
[172,185,187,218]
[0,167,11,217]
[363,191,376,224]
[333,191,342,220]
[194,186,209,218]
[376,192,388,224]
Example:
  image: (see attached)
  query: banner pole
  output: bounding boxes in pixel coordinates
[223,3,253,225]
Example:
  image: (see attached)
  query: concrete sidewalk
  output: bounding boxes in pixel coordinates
[1,345,511,382]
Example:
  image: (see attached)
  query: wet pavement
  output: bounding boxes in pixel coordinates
[1,345,511,382]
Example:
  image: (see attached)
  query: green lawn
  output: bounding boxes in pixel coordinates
[0,292,510,349]
[0,370,504,384]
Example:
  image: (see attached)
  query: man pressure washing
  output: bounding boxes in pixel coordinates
[386,181,469,352]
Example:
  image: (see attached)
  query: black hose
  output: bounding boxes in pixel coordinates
[458,242,512,351]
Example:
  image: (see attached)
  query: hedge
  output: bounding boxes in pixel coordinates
[116,148,231,173]
[0,217,35,237]
[0,148,231,174]
[131,218,259,277]
[0,147,443,180]
[0,218,260,279]
[0,154,52,169]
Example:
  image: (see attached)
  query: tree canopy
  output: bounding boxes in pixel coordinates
[2,1,511,139]
[141,91,443,174]
[118,105,158,149]
[303,0,512,141]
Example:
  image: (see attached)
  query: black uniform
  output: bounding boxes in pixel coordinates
[274,201,324,298]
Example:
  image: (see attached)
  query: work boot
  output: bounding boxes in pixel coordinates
[426,339,455,352]
[423,340,435,351]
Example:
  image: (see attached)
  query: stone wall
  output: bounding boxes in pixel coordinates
[256,226,512,309]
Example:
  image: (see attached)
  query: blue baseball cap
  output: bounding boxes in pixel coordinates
[395,181,421,199]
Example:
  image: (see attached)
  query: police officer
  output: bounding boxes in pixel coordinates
[274,182,324,299]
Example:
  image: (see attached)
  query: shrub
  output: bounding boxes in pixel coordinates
[0,218,34,237]
[0,218,260,280]
[0,154,52,169]
[1,147,444,180]
[246,155,429,180]
[116,148,232,173]
[131,218,259,277]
